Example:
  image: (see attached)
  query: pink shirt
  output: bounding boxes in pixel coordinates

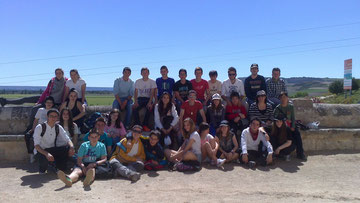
[104,123,126,139]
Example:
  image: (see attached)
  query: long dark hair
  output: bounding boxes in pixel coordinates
[60,108,75,137]
[107,109,123,129]
[210,99,224,112]
[158,92,172,117]
[271,120,287,144]
[218,125,232,143]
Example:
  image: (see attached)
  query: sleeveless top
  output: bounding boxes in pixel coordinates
[66,100,81,118]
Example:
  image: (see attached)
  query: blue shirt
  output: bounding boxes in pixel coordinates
[83,132,113,147]
[113,77,135,98]
[156,77,175,98]
[78,141,107,164]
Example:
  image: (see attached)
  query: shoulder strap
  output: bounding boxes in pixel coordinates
[40,123,47,137]
[54,124,60,147]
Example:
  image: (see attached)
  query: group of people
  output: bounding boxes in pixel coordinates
[15,64,307,187]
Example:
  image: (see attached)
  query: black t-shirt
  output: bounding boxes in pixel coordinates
[173,80,193,101]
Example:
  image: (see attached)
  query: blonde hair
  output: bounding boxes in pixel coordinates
[182,118,196,139]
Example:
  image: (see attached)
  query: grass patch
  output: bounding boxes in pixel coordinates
[322,90,360,104]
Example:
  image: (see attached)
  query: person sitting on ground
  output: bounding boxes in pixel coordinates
[59,88,86,131]
[266,67,287,108]
[104,109,127,146]
[225,92,248,136]
[270,114,296,161]
[141,130,167,170]
[133,67,157,132]
[83,117,113,155]
[154,92,180,150]
[240,118,273,168]
[112,67,135,128]
[25,96,56,163]
[199,122,225,167]
[208,70,222,104]
[191,67,210,106]
[33,109,75,173]
[173,68,193,112]
[206,93,225,136]
[248,90,274,131]
[63,69,87,104]
[274,91,306,160]
[57,128,107,187]
[59,108,80,148]
[110,125,145,182]
[179,90,206,128]
[165,118,202,164]
[156,65,175,99]
[221,67,246,106]
[215,120,239,163]
[244,63,267,105]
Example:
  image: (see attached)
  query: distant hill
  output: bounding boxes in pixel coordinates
[0,86,113,92]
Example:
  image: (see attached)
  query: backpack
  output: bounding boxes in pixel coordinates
[25,123,60,154]
[84,112,102,130]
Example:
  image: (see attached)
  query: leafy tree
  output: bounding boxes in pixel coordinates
[329,80,344,94]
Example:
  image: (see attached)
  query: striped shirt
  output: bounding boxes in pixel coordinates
[248,102,274,123]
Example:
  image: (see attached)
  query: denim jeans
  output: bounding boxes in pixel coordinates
[113,98,133,128]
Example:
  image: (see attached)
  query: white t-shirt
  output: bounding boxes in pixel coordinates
[66,78,86,99]
[208,80,222,97]
[189,131,201,155]
[135,78,157,98]
[35,108,49,124]
[128,141,139,157]
[33,122,70,150]
[201,134,214,146]
[222,78,245,97]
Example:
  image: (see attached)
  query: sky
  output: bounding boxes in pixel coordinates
[0,0,359,87]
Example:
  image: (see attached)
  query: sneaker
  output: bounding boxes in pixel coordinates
[248,161,256,169]
[57,170,72,187]
[129,172,141,182]
[29,154,35,164]
[83,169,95,186]
[142,125,151,132]
[216,159,226,167]
[297,153,307,161]
[285,155,291,162]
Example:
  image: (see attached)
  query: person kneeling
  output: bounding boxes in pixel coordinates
[241,118,273,168]
[57,129,107,187]
[110,125,145,182]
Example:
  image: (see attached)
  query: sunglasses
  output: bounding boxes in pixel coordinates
[133,130,142,134]
[228,74,236,76]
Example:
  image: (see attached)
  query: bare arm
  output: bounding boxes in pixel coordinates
[73,102,86,121]
[81,84,86,104]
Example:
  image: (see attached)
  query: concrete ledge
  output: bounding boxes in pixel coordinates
[2,128,360,162]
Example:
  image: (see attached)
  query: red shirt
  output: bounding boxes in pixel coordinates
[225,104,247,120]
[181,100,203,123]
[191,79,209,101]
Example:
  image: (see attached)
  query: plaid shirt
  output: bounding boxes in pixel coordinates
[266,78,287,98]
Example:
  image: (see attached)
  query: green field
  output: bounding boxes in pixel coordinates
[0,94,115,106]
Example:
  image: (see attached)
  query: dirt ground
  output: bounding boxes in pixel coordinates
[1,151,360,203]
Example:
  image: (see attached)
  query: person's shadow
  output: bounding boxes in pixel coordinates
[20,173,57,188]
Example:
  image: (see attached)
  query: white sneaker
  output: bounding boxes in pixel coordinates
[29,154,35,163]
[216,159,226,167]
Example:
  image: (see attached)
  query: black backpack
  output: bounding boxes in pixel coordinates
[25,123,60,153]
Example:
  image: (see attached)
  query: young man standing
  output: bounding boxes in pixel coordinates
[34,109,75,173]
[244,63,266,105]
[266,67,287,108]
[156,65,175,99]
[179,90,206,128]
[208,70,222,103]
[133,67,157,131]
[241,118,273,168]
[173,69,193,111]
[113,67,135,128]
[221,67,245,105]
[191,67,210,106]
